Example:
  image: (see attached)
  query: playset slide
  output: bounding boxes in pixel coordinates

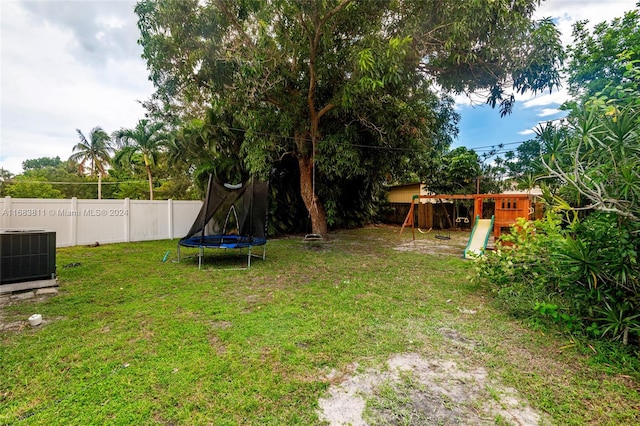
[464,215,494,259]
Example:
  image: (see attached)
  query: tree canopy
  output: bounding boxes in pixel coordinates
[70,127,113,199]
[566,6,640,101]
[501,3,640,191]
[113,119,169,200]
[136,0,563,236]
[22,156,63,171]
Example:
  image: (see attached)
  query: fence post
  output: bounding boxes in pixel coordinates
[124,198,131,242]
[71,197,78,246]
[168,199,174,240]
[2,196,11,229]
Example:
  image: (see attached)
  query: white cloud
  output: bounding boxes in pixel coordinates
[517,113,568,139]
[0,0,154,174]
[522,88,570,108]
[19,0,141,64]
[518,129,537,136]
[538,108,562,117]
[534,0,638,46]
[97,15,127,30]
[451,91,491,109]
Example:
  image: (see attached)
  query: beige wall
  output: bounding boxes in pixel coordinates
[388,184,422,203]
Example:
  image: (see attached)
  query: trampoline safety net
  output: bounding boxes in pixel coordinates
[178,176,269,268]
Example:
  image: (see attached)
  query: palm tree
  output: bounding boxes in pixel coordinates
[70,127,112,199]
[113,119,168,200]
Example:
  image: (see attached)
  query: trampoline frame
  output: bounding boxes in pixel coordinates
[177,235,266,269]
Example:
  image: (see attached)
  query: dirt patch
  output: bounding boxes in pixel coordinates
[318,353,547,426]
[0,317,28,332]
[394,231,474,256]
[0,290,59,333]
[439,327,477,351]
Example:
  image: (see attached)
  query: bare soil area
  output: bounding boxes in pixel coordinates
[0,290,58,332]
[318,351,547,425]
[394,229,476,256]
[318,230,546,425]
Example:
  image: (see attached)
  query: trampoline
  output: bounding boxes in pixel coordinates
[177,176,269,269]
[178,235,267,269]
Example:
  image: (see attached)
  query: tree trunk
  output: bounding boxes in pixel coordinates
[98,172,102,200]
[298,155,328,238]
[146,164,154,201]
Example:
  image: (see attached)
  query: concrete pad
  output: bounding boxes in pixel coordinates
[0,279,58,294]
[35,287,59,295]
[11,291,35,300]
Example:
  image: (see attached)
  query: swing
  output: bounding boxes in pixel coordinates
[304,232,323,242]
[456,199,474,230]
[455,216,470,229]
[435,201,451,240]
[435,224,451,240]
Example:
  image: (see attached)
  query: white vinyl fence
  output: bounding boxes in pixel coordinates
[0,197,202,247]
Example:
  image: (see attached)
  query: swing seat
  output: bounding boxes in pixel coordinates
[304,233,323,242]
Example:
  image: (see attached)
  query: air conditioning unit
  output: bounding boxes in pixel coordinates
[1,230,56,289]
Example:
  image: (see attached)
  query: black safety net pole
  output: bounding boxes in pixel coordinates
[201,174,213,245]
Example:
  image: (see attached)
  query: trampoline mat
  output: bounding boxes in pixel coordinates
[179,235,266,249]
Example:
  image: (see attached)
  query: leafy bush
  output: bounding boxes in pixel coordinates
[475,212,640,347]
[473,214,566,320]
[475,92,640,350]
[557,212,640,344]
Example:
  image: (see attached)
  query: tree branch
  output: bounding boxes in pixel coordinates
[215,0,253,47]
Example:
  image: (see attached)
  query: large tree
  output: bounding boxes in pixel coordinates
[136,0,563,236]
[424,147,482,195]
[70,127,112,199]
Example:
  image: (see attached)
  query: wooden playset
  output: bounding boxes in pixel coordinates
[400,193,535,241]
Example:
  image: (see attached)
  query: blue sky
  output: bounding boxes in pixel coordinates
[0,0,637,174]
[454,92,568,160]
[454,0,638,161]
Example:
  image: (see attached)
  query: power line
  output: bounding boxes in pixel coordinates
[0,180,153,185]
[215,123,529,154]
[4,127,534,184]
[466,139,529,150]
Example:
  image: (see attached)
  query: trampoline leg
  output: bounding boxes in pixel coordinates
[248,247,252,269]
[261,245,266,260]
[198,246,203,270]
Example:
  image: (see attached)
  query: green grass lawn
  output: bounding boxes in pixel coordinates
[1,226,639,425]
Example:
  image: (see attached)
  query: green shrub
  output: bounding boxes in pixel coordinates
[557,212,640,344]
[475,210,640,348]
[476,93,640,349]
[474,213,566,321]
